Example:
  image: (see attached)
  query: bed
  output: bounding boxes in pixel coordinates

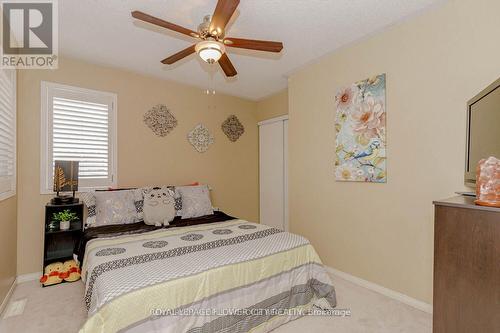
[78,212,336,333]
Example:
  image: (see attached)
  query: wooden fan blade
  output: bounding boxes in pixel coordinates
[161,45,196,64]
[209,0,240,36]
[131,11,197,37]
[218,53,237,77]
[224,37,283,53]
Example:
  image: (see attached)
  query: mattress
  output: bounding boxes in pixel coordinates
[79,218,336,333]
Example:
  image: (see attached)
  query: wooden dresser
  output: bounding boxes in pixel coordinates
[433,196,499,333]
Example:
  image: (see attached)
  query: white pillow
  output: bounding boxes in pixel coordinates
[177,185,214,219]
[94,190,138,227]
[143,187,176,226]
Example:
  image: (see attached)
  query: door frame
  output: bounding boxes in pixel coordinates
[258,115,289,126]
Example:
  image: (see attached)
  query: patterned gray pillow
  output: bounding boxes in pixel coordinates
[94,190,138,227]
[177,185,214,219]
[80,192,96,228]
[133,188,146,220]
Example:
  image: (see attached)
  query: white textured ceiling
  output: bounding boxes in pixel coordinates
[59,0,443,100]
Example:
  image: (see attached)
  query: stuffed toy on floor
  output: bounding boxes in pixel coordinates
[40,262,64,286]
[60,259,81,282]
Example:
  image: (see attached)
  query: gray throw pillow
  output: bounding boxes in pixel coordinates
[94,190,138,227]
[80,192,96,228]
[177,185,214,219]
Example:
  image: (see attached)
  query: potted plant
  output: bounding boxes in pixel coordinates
[52,210,77,230]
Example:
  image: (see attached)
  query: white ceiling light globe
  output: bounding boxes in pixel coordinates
[195,41,225,64]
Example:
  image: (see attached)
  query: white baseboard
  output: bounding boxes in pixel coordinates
[0,278,17,316]
[16,272,42,284]
[326,266,433,314]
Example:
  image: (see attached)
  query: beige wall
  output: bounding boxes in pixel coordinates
[0,196,17,302]
[17,57,259,275]
[255,89,288,122]
[288,0,500,303]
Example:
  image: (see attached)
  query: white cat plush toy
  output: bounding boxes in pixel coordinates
[143,187,176,226]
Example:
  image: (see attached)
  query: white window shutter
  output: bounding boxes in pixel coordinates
[53,97,110,179]
[41,82,117,193]
[0,69,16,200]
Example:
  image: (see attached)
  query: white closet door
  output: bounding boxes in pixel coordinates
[259,121,284,229]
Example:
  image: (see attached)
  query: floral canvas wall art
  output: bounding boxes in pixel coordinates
[335,74,386,182]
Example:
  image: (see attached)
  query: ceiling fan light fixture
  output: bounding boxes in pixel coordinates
[132,0,283,78]
[195,40,225,63]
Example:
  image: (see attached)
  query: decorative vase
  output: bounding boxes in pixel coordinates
[475,156,500,207]
[59,220,70,230]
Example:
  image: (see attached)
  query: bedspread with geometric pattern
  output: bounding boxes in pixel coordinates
[79,219,336,333]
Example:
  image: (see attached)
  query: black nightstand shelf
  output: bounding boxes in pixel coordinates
[45,221,82,234]
[43,202,84,287]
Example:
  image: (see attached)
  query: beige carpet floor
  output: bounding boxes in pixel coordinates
[0,273,431,333]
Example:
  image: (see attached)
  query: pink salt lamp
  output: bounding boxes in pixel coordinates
[475,156,500,207]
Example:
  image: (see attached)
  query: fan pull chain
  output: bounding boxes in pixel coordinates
[205,63,217,110]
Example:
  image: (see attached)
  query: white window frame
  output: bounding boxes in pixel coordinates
[0,69,16,202]
[40,81,117,194]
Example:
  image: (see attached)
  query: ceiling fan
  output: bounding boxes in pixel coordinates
[131,0,283,77]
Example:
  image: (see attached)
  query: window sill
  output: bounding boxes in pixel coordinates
[0,190,16,202]
[40,186,111,195]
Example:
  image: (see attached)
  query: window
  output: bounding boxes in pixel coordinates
[0,69,16,201]
[41,82,117,193]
